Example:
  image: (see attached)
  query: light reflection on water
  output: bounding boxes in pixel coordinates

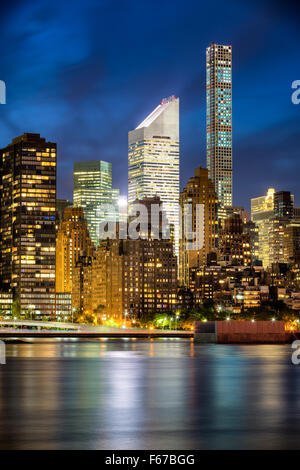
[0,338,299,450]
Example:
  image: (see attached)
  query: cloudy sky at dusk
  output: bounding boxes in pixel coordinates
[0,0,300,210]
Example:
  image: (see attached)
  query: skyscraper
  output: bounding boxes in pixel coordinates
[56,207,94,294]
[251,188,275,268]
[179,166,218,286]
[206,43,232,208]
[0,133,56,316]
[73,160,119,246]
[128,96,180,254]
[252,189,295,267]
[274,191,294,219]
[92,237,124,321]
[218,213,251,266]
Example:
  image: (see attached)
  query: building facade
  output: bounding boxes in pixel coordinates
[283,220,300,264]
[123,237,178,321]
[218,214,251,266]
[91,238,123,321]
[274,191,294,219]
[179,166,218,286]
[128,96,180,254]
[206,43,232,208]
[73,160,119,246]
[252,189,295,268]
[56,207,94,294]
[0,133,56,316]
[251,188,275,268]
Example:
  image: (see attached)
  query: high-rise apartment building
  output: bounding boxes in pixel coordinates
[0,133,56,316]
[56,207,94,294]
[73,160,119,246]
[122,237,177,321]
[283,220,300,264]
[91,238,123,321]
[274,191,294,219]
[251,189,295,267]
[123,197,177,320]
[218,214,251,266]
[251,188,275,268]
[206,43,232,208]
[269,217,290,265]
[179,166,218,286]
[128,96,180,254]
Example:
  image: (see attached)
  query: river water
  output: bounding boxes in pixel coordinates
[0,338,299,449]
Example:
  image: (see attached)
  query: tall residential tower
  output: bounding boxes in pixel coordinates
[128,96,180,254]
[206,43,232,208]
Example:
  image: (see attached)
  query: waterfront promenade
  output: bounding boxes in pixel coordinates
[0,320,193,338]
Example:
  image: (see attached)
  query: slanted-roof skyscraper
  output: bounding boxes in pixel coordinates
[128,96,180,254]
[73,160,119,246]
[206,43,232,208]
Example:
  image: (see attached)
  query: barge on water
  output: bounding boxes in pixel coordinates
[194,320,294,344]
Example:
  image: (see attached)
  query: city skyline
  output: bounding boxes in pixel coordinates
[0,1,300,211]
[1,1,300,455]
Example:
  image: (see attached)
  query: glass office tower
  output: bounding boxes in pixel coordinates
[206,43,232,208]
[73,160,119,246]
[128,96,180,255]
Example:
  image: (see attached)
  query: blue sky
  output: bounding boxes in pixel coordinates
[0,0,300,210]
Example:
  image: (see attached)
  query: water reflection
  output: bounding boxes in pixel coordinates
[0,339,299,449]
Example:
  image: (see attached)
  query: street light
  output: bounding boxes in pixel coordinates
[175,310,180,330]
